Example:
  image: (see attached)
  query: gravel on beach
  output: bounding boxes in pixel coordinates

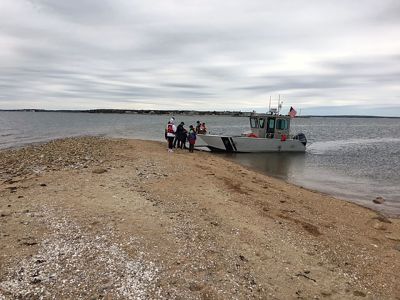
[0,137,399,299]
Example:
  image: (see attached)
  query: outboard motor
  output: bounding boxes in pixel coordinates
[294,133,307,146]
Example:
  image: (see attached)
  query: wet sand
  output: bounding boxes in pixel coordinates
[0,137,399,299]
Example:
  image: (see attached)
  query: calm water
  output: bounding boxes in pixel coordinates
[1,111,399,216]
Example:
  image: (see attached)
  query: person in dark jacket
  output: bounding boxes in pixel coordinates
[179,123,188,149]
[174,122,187,149]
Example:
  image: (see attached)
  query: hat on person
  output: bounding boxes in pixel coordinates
[170,117,175,123]
[196,120,200,124]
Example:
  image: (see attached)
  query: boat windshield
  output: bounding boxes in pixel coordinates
[267,118,275,133]
[276,118,289,130]
[250,117,258,128]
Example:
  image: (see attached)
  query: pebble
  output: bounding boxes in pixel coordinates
[372,197,385,204]
[321,290,332,296]
[19,237,38,246]
[92,168,108,174]
[239,255,248,262]
[385,234,400,242]
[0,210,11,217]
[372,222,386,230]
[353,290,367,297]
[373,214,392,224]
[99,282,113,292]
[30,277,42,284]
[8,186,18,193]
[188,282,204,292]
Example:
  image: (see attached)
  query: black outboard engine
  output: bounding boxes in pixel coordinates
[294,133,307,146]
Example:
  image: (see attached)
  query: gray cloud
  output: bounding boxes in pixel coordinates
[238,55,400,93]
[28,0,117,24]
[0,0,399,114]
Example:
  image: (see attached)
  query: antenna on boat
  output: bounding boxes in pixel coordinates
[278,94,283,114]
[268,96,271,113]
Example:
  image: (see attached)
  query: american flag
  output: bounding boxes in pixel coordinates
[289,106,297,118]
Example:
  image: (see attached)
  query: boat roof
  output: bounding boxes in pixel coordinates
[250,112,291,119]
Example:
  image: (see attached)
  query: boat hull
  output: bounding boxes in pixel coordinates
[197,134,306,152]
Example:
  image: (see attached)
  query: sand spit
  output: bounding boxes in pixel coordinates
[0,137,399,299]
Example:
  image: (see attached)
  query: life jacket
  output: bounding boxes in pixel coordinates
[188,130,196,141]
[247,133,257,138]
[167,123,174,134]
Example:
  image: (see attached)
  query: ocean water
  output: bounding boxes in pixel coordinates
[1,111,399,216]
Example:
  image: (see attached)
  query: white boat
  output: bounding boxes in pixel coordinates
[197,112,307,153]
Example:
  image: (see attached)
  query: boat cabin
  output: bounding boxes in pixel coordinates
[249,113,291,139]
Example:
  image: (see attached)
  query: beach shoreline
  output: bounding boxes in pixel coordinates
[1,137,399,299]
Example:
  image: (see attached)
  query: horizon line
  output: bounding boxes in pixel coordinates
[1,108,399,118]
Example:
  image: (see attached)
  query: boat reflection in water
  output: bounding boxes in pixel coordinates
[219,152,307,182]
[219,151,400,217]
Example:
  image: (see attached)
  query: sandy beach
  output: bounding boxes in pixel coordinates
[0,137,399,299]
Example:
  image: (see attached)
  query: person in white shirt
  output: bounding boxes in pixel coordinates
[165,117,177,152]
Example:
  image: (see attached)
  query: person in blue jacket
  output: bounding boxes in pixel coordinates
[188,125,197,153]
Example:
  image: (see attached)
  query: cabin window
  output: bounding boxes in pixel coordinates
[266,118,275,134]
[267,118,275,129]
[259,118,265,128]
[276,119,288,130]
[250,117,258,128]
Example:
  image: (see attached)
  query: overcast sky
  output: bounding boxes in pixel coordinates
[1,0,399,115]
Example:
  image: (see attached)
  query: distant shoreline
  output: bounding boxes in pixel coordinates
[0,109,399,118]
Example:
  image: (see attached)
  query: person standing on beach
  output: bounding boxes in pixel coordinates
[174,121,187,149]
[178,122,188,149]
[165,117,176,152]
[188,125,197,153]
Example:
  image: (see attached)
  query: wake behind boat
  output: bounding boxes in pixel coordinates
[197,109,307,153]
